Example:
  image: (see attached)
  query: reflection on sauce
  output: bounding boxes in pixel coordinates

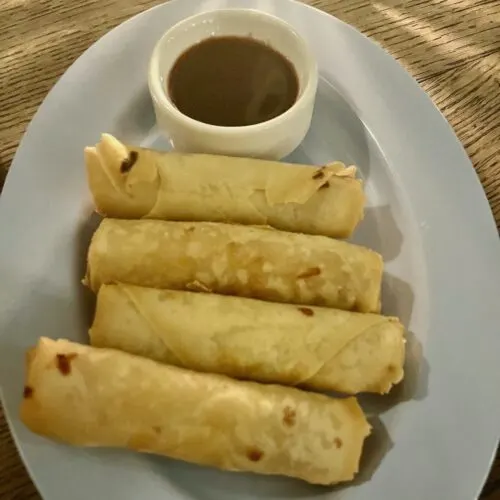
[168,36,299,127]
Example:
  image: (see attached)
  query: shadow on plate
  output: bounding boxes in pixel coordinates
[112,86,156,144]
[351,205,403,263]
[285,76,370,179]
[381,273,414,327]
[145,455,329,500]
[74,211,102,331]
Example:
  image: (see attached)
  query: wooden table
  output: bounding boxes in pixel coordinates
[0,0,499,498]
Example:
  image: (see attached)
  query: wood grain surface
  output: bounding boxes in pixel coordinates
[0,0,499,498]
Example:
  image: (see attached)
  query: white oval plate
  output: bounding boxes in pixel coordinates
[1,1,499,499]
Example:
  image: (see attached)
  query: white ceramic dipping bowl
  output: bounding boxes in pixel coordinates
[148,9,318,160]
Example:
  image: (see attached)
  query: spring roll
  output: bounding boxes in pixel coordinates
[90,285,405,394]
[85,219,383,312]
[84,133,365,238]
[21,338,371,485]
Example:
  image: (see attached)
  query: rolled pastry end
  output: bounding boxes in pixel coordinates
[85,135,158,218]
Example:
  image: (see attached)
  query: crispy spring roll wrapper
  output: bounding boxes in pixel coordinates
[85,219,383,312]
[21,338,371,485]
[84,134,365,238]
[91,285,405,394]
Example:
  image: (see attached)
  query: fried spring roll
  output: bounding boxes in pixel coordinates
[90,285,405,394]
[84,134,365,238]
[85,219,383,312]
[21,338,371,485]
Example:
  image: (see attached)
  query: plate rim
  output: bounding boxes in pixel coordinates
[1,0,499,499]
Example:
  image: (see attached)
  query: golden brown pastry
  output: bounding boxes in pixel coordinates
[85,219,383,312]
[21,338,371,485]
[90,284,404,394]
[84,133,365,238]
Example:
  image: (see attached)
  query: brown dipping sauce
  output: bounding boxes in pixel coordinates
[168,36,299,127]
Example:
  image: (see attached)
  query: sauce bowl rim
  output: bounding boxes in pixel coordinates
[148,8,319,136]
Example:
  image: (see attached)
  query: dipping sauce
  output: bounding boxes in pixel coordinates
[168,36,299,127]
